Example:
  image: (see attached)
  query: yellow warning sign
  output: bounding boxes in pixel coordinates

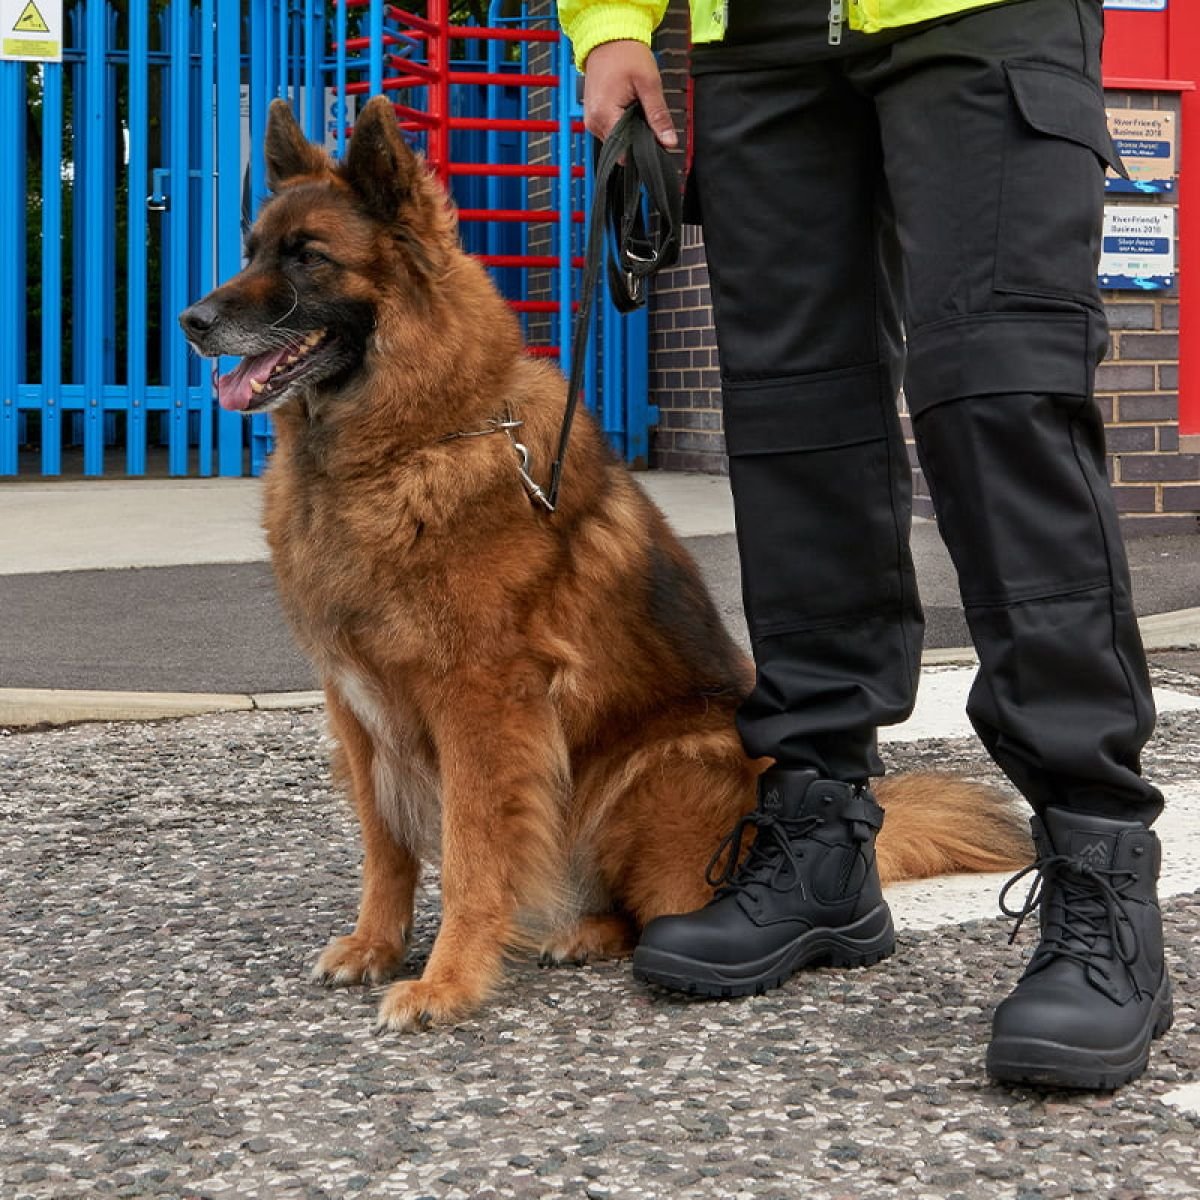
[1,0,59,58]
[13,0,48,32]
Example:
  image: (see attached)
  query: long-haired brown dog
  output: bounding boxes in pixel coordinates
[181,97,1030,1032]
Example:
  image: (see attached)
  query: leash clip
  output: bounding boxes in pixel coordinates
[511,440,556,513]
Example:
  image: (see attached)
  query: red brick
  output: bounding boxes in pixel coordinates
[1118,394,1177,422]
[1118,453,1200,482]
[1095,363,1155,392]
[1161,485,1200,512]
[1104,425,1157,453]
[1105,304,1156,331]
[674,430,724,453]
[1111,485,1156,513]
[1117,333,1178,360]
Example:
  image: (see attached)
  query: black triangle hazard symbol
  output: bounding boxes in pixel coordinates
[13,1,51,34]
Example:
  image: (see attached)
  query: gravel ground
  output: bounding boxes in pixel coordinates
[2,684,1199,1200]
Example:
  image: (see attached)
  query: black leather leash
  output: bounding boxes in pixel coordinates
[529,103,681,514]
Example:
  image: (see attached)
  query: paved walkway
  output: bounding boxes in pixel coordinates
[2,473,1198,721]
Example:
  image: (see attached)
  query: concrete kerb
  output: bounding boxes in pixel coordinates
[0,688,325,729]
[4,605,1197,728]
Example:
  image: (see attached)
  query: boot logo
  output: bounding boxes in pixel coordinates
[763,788,782,813]
[1076,840,1110,866]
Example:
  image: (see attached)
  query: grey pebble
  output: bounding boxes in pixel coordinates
[1,701,1198,1200]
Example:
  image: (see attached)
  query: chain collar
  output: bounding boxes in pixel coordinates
[438,412,554,512]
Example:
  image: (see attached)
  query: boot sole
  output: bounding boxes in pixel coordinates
[631,904,895,999]
[986,972,1174,1091]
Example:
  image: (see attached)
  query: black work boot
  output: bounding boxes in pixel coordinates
[632,768,895,997]
[987,808,1173,1090]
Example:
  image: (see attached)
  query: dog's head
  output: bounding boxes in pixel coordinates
[179,96,450,414]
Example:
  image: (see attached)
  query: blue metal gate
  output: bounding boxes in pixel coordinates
[0,0,653,479]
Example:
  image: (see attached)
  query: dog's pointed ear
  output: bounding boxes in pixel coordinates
[343,96,423,221]
[265,99,327,190]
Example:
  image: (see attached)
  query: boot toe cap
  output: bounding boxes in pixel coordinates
[637,909,741,966]
[991,971,1167,1058]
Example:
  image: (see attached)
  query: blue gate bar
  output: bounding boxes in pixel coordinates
[626,308,654,464]
[41,63,65,475]
[196,0,215,476]
[602,280,621,455]
[304,0,322,141]
[126,0,149,475]
[82,0,107,474]
[103,11,117,391]
[215,0,243,475]
[0,62,20,475]
[167,0,191,474]
[249,0,269,209]
[368,0,383,98]
[335,0,347,158]
[278,0,288,113]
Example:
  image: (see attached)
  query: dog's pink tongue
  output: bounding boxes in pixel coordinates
[216,347,291,411]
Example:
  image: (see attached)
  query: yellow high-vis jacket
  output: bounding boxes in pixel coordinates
[558,0,1009,68]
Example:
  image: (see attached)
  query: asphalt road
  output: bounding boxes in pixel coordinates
[2,528,1199,694]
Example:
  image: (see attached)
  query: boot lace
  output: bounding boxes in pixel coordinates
[998,854,1143,994]
[704,810,822,899]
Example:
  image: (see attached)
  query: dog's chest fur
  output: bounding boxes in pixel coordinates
[262,447,443,651]
[328,663,441,856]
[262,447,447,855]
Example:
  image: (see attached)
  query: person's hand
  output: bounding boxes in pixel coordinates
[582,40,678,148]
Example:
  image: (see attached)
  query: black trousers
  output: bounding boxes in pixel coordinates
[690,0,1164,823]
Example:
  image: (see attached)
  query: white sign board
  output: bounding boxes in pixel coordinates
[0,0,61,62]
[1099,205,1175,290]
[1106,109,1176,193]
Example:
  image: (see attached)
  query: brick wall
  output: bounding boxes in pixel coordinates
[1095,88,1191,534]
[648,1,727,473]
[645,26,1197,534]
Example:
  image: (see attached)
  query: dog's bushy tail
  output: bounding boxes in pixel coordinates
[873,772,1032,885]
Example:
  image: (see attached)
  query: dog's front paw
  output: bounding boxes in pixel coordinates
[374,978,480,1033]
[312,932,407,987]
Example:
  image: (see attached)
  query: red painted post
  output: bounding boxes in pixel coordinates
[1168,3,1199,439]
[1102,5,1198,442]
[428,0,451,184]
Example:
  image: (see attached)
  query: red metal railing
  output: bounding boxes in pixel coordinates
[334,0,585,363]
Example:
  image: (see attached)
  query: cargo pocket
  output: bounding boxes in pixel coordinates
[994,60,1126,303]
[723,366,908,640]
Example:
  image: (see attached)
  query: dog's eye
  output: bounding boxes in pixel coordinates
[295,247,327,267]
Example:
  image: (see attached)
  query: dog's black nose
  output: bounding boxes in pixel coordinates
[179,299,219,340]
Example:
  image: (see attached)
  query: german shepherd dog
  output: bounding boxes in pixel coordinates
[180,97,1029,1032]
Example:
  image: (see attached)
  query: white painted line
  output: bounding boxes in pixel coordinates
[886,781,1200,932]
[880,666,1200,745]
[1161,1082,1200,1117]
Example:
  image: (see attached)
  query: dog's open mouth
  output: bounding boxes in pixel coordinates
[216,329,333,412]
